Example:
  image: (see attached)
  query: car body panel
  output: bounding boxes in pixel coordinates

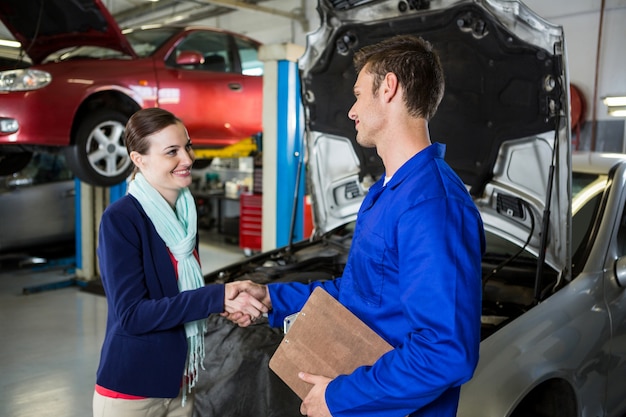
[0,58,159,147]
[468,156,626,417]
[600,205,626,415]
[0,152,74,252]
[134,26,264,147]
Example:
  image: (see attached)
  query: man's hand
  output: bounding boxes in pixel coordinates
[223,280,272,326]
[299,372,332,417]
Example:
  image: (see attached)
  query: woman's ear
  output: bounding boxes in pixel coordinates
[130,150,143,168]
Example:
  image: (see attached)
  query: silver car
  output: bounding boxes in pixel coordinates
[198,1,626,416]
[0,152,75,253]
[456,149,626,417]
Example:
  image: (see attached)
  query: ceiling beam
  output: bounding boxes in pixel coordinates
[199,0,308,31]
[114,0,184,23]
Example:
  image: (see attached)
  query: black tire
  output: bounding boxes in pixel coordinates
[193,158,213,169]
[0,152,32,175]
[64,109,132,186]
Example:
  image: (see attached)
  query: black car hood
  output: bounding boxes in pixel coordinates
[0,0,136,64]
[300,0,571,274]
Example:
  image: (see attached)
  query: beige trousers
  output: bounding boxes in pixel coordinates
[93,389,195,417]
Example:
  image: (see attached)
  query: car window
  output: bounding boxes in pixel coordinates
[44,28,180,62]
[572,172,602,197]
[125,27,179,57]
[617,204,626,256]
[168,31,232,72]
[482,171,608,285]
[573,169,626,259]
[1,152,73,191]
[571,171,608,274]
[572,173,605,248]
[235,38,263,76]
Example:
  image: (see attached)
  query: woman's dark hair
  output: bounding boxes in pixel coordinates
[125,108,183,177]
[125,107,183,155]
[353,35,445,121]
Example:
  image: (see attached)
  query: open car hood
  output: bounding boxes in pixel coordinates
[300,0,571,277]
[0,0,136,64]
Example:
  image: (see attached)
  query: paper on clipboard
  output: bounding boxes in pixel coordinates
[269,287,393,399]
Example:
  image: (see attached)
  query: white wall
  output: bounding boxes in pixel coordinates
[192,0,318,46]
[524,0,626,123]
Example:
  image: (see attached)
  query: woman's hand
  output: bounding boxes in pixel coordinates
[223,280,272,326]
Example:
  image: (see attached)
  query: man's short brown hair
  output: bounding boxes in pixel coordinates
[353,35,445,121]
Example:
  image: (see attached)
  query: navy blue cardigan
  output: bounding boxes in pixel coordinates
[95,194,224,398]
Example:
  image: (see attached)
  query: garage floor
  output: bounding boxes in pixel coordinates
[0,230,245,417]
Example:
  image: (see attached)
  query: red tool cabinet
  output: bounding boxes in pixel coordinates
[239,193,262,253]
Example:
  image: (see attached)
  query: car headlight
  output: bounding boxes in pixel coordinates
[0,69,52,91]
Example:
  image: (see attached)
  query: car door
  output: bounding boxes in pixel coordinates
[0,153,75,251]
[155,30,263,148]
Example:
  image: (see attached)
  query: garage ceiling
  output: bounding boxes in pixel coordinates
[108,0,306,28]
[0,0,307,42]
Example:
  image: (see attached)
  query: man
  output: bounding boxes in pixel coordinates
[227,34,485,417]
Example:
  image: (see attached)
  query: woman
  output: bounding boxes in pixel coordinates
[93,108,265,417]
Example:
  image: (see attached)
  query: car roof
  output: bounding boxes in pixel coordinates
[0,0,136,64]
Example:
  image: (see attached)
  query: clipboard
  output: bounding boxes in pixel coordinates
[268,287,393,399]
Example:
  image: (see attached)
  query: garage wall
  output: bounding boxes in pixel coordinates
[193,0,317,46]
[525,0,626,151]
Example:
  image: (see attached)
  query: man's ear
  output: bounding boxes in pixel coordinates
[382,72,399,103]
[130,150,143,168]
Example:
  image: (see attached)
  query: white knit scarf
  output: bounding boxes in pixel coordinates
[127,173,205,407]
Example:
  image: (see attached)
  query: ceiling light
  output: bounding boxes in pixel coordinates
[608,106,626,118]
[603,96,626,107]
[0,39,21,48]
[602,96,626,117]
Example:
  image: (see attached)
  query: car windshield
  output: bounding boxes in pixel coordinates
[125,27,180,57]
[45,27,179,62]
[483,169,609,292]
[1,152,73,191]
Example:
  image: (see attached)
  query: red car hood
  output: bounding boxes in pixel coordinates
[0,0,136,64]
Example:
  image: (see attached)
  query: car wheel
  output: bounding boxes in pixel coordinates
[0,152,32,175]
[64,110,132,186]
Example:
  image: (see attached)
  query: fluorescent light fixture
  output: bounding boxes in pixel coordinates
[608,106,626,117]
[0,39,21,48]
[603,96,626,107]
[603,96,626,117]
[165,15,186,23]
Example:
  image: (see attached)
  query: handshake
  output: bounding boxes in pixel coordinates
[223,280,272,327]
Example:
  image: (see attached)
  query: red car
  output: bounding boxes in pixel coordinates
[0,0,263,186]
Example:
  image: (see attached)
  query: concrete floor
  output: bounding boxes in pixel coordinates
[0,230,246,417]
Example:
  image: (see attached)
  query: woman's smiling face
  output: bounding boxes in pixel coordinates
[131,121,195,207]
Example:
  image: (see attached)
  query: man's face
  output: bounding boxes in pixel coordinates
[348,66,385,148]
